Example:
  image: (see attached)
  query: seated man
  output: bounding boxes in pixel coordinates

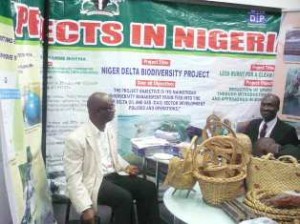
[64,92,160,224]
[244,93,299,156]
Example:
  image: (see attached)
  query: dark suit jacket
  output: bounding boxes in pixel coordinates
[244,118,299,158]
[278,144,300,160]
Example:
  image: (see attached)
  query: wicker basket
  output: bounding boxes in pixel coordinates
[164,136,198,190]
[192,120,250,205]
[244,190,300,224]
[194,169,246,205]
[202,120,251,166]
[247,154,300,192]
[193,135,249,178]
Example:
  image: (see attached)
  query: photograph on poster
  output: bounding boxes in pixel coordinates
[22,83,41,127]
[118,115,190,164]
[284,29,300,63]
[282,67,300,117]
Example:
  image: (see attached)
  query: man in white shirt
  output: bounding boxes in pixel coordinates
[64,92,160,224]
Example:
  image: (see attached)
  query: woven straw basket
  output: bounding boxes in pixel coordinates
[244,190,300,224]
[192,119,251,205]
[247,154,300,192]
[194,169,246,205]
[193,134,248,205]
[164,136,198,190]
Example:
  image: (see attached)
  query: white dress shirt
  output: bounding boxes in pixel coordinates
[258,117,277,139]
[97,128,116,175]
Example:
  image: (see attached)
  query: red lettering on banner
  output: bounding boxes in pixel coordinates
[130,23,166,48]
[101,22,123,46]
[80,21,101,45]
[173,26,195,49]
[143,24,166,47]
[247,32,265,52]
[152,80,175,88]
[209,29,228,51]
[142,59,171,66]
[196,29,206,50]
[131,23,142,46]
[173,27,276,54]
[244,79,273,87]
[13,3,278,54]
[266,33,277,53]
[28,8,40,38]
[136,80,175,88]
[136,80,150,87]
[15,4,29,37]
[230,31,244,52]
[15,3,43,39]
[261,80,273,86]
[250,64,275,72]
[56,20,80,44]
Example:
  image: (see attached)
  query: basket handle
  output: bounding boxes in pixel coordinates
[184,135,198,157]
[182,135,198,170]
[202,120,236,140]
[206,114,221,123]
[262,153,299,165]
[278,155,299,165]
[261,153,275,160]
[189,135,199,150]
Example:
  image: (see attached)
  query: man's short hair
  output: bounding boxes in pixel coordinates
[262,93,280,107]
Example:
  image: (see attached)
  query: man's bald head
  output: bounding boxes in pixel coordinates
[87,92,115,130]
[87,92,108,114]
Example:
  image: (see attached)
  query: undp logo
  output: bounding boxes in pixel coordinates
[248,10,267,24]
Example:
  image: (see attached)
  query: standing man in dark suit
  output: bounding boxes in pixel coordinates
[244,93,299,157]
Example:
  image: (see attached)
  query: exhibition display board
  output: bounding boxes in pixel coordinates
[0,1,55,223]
[0,0,299,223]
[44,0,282,192]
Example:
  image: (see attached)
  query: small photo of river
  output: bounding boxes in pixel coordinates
[284,29,300,63]
[283,67,300,117]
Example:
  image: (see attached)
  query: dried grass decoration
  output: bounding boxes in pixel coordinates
[164,136,198,191]
[244,190,300,224]
[193,121,251,205]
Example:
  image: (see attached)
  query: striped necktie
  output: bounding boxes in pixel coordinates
[260,123,268,138]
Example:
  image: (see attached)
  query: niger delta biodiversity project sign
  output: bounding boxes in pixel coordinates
[12,0,282,181]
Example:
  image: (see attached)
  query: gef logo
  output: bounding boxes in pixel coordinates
[248,10,266,24]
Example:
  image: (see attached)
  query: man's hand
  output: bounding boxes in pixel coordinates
[255,137,280,156]
[125,165,139,176]
[81,208,96,224]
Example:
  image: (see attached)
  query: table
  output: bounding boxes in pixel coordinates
[142,154,170,187]
[163,184,236,224]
